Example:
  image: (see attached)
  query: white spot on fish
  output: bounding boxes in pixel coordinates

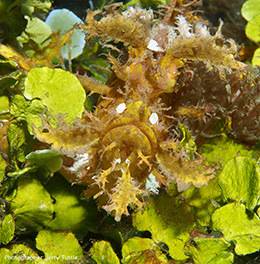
[115,158,121,163]
[147,39,164,52]
[116,103,126,114]
[149,113,159,124]
[145,174,160,194]
[69,153,89,173]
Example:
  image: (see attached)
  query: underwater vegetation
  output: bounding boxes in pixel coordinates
[242,0,260,66]
[2,0,260,263]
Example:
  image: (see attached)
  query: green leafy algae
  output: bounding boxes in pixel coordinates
[90,240,120,264]
[0,214,15,245]
[245,15,260,43]
[219,156,260,210]
[9,244,40,263]
[0,60,24,92]
[199,136,257,167]
[7,120,35,164]
[133,195,194,260]
[241,0,260,67]
[242,0,260,22]
[121,237,168,263]
[45,175,98,238]
[17,16,52,49]
[24,67,86,125]
[0,155,6,182]
[0,96,9,116]
[0,248,17,264]
[185,237,234,264]
[212,203,260,255]
[182,177,221,226]
[10,177,54,231]
[251,47,260,67]
[10,94,45,134]
[36,230,83,263]
[25,149,63,173]
[1,2,260,264]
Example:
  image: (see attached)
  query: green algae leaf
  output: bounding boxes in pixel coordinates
[1,246,40,264]
[46,175,98,239]
[122,237,168,264]
[252,47,260,67]
[20,0,52,16]
[182,177,221,226]
[0,214,15,245]
[7,166,39,179]
[25,149,63,173]
[219,156,260,210]
[0,248,18,264]
[0,155,6,182]
[24,67,86,126]
[241,0,260,21]
[121,237,157,257]
[8,120,35,163]
[10,94,45,134]
[9,244,40,263]
[90,240,120,264]
[0,0,51,44]
[0,59,18,72]
[0,73,23,92]
[212,203,260,255]
[0,96,9,116]
[133,196,194,260]
[36,230,83,263]
[122,250,166,264]
[199,136,257,167]
[245,14,260,43]
[185,238,234,264]
[0,62,24,92]
[10,177,54,231]
[17,16,52,48]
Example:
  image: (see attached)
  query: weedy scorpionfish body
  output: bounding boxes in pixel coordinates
[33,2,260,221]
